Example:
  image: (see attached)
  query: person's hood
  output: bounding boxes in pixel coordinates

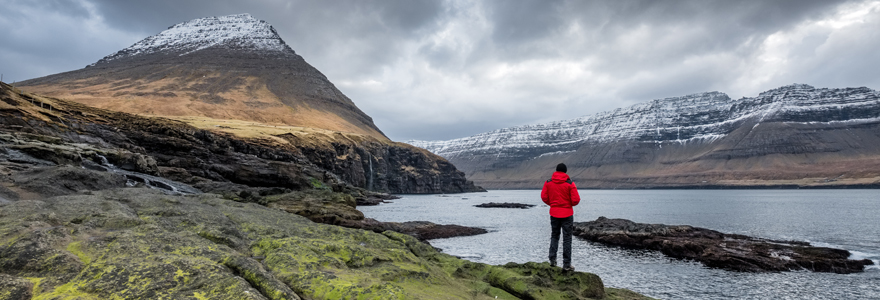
[550,171,570,183]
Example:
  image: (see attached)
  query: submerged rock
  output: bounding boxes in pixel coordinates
[474,202,536,209]
[574,217,874,274]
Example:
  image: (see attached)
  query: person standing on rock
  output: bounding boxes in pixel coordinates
[541,163,581,271]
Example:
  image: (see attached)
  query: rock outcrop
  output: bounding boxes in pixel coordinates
[474,202,536,209]
[412,84,880,189]
[1,81,482,194]
[0,189,650,300]
[573,217,874,274]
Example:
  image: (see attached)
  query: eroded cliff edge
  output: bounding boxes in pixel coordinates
[0,82,483,194]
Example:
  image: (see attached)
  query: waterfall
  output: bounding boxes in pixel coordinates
[367,152,374,191]
[96,154,114,167]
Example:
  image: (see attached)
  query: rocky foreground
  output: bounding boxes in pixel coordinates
[574,217,874,274]
[0,189,653,300]
[0,83,653,299]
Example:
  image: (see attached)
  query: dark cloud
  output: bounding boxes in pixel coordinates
[486,0,566,44]
[2,0,878,141]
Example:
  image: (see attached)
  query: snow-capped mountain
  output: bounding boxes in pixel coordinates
[411,84,880,160]
[94,14,292,65]
[410,84,880,189]
[20,14,386,139]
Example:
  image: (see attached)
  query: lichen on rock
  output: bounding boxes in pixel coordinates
[0,188,651,300]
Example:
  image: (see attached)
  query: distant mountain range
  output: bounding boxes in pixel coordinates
[410,84,880,189]
[18,13,385,139]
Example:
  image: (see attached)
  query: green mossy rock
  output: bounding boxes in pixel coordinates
[0,188,652,299]
[262,189,363,225]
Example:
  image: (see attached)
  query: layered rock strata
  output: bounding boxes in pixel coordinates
[412,84,880,189]
[573,217,874,274]
[1,82,482,194]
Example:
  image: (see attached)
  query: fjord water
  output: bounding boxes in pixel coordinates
[360,190,880,300]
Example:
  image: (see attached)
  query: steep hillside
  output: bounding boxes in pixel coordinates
[0,81,482,194]
[18,14,385,139]
[411,84,880,189]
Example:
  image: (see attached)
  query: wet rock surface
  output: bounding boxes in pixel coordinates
[474,202,536,209]
[258,189,487,242]
[574,217,874,274]
[353,219,489,242]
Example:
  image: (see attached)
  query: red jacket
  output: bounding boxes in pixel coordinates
[541,171,581,218]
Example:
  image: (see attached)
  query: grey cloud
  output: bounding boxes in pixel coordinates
[9,0,92,18]
[3,0,879,141]
[485,0,566,44]
[473,0,851,63]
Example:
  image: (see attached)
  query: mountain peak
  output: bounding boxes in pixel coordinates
[93,13,292,65]
[757,83,816,97]
[20,13,388,140]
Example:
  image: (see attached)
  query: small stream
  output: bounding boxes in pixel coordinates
[86,155,200,194]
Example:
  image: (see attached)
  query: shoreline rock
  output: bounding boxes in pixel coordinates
[574,217,874,274]
[0,188,651,299]
[474,202,536,209]
[355,192,400,206]
[348,219,488,242]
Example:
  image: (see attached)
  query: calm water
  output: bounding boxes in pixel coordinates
[360,190,880,300]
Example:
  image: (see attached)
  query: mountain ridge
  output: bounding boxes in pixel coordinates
[410,84,880,189]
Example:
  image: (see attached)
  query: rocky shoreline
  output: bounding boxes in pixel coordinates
[0,82,652,299]
[574,217,874,274]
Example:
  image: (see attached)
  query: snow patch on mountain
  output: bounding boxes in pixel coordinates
[409,84,880,160]
[93,13,291,65]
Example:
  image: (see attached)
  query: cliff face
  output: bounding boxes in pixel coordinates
[18,14,386,139]
[9,13,482,193]
[411,84,880,189]
[0,82,482,194]
[276,133,484,194]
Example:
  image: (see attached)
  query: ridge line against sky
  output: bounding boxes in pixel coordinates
[2,0,879,141]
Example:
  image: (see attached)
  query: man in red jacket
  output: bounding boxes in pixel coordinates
[541,163,580,271]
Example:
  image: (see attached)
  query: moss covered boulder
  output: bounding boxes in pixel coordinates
[0,188,651,299]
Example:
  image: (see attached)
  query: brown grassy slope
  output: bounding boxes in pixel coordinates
[2,81,482,193]
[18,49,388,140]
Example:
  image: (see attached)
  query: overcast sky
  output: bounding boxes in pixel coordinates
[2,0,879,141]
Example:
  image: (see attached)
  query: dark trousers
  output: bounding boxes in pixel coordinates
[549,215,573,267]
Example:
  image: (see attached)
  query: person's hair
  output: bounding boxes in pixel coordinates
[556,163,567,173]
